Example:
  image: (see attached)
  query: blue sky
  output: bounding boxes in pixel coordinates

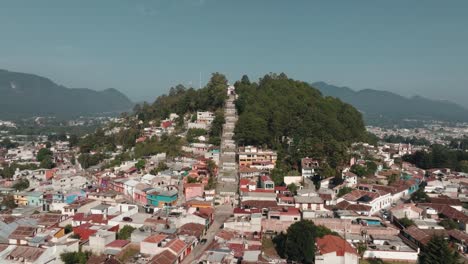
[0,0,467,105]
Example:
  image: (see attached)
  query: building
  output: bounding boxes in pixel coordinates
[238,146,277,167]
[147,189,178,208]
[315,235,359,264]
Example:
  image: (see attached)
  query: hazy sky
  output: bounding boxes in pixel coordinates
[0,0,467,105]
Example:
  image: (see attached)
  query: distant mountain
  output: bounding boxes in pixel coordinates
[0,69,134,119]
[312,81,468,124]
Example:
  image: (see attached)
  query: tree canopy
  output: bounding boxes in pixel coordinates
[233,73,366,171]
[134,73,228,122]
[273,220,336,264]
[418,235,459,264]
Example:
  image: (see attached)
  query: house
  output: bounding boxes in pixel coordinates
[123,179,140,198]
[184,183,204,201]
[87,229,117,254]
[150,249,178,264]
[238,146,277,167]
[140,234,169,255]
[339,188,392,215]
[294,196,325,211]
[260,175,274,190]
[363,234,419,263]
[147,189,178,208]
[315,235,359,264]
[301,157,320,178]
[8,226,37,245]
[390,203,423,220]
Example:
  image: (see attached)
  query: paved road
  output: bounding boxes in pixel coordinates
[181,205,233,264]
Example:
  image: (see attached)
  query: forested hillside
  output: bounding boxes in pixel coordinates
[234,73,367,175]
[313,81,468,124]
[0,69,134,119]
[134,72,228,122]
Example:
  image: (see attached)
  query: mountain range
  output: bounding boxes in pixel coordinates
[312,82,468,125]
[0,69,134,119]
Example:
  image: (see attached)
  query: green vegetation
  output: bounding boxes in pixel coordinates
[186,128,208,143]
[399,216,415,228]
[64,224,73,234]
[0,163,38,179]
[403,144,468,172]
[418,235,459,264]
[1,195,17,209]
[150,162,169,175]
[36,148,55,169]
[383,135,431,146]
[0,69,133,119]
[79,127,140,153]
[134,73,228,122]
[337,186,353,197]
[410,186,429,203]
[77,153,107,169]
[272,220,336,264]
[117,225,136,240]
[0,138,18,149]
[234,74,366,184]
[135,159,146,171]
[387,173,400,185]
[313,81,468,124]
[208,110,225,146]
[134,135,183,158]
[60,251,92,264]
[439,219,459,230]
[13,178,30,191]
[287,183,298,195]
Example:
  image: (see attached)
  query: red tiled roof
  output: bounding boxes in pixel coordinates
[165,239,187,255]
[429,197,462,206]
[143,234,168,243]
[178,223,205,238]
[336,201,371,212]
[316,235,357,256]
[106,239,130,248]
[150,249,177,264]
[418,203,468,223]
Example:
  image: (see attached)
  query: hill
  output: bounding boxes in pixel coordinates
[312,81,468,125]
[0,69,134,119]
[234,74,367,177]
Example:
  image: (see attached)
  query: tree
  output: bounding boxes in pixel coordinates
[350,164,367,177]
[287,183,298,195]
[60,251,92,264]
[399,216,415,228]
[411,187,429,203]
[439,219,459,230]
[387,173,399,185]
[135,159,146,171]
[36,148,53,162]
[366,161,378,175]
[1,195,17,209]
[337,187,353,197]
[186,128,208,143]
[419,235,459,264]
[13,178,29,191]
[40,156,55,169]
[117,225,136,240]
[273,220,335,263]
[64,224,73,234]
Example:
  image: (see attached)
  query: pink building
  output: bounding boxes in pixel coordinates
[184,183,204,201]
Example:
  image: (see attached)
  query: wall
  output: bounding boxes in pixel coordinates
[363,250,418,263]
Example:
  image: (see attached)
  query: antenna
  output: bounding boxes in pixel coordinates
[199,72,202,89]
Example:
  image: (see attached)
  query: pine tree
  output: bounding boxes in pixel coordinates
[419,235,459,264]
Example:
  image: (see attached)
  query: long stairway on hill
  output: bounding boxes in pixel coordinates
[216,85,238,205]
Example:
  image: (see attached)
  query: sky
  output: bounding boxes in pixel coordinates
[0,0,467,106]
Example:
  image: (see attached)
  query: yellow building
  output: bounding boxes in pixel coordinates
[14,193,28,206]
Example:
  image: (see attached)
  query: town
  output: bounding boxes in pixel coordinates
[1,80,468,264]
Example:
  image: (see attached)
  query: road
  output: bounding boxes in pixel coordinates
[181,205,233,264]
